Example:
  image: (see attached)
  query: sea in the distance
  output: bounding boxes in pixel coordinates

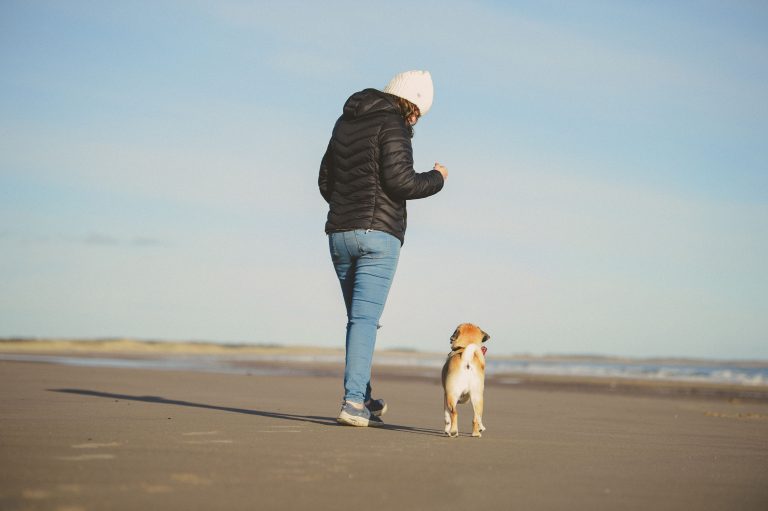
[1,351,766,387]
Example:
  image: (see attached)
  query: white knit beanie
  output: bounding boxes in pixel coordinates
[383,70,434,116]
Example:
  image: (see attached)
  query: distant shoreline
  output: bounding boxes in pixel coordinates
[2,337,766,367]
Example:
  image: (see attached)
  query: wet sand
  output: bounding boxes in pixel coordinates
[1,358,767,511]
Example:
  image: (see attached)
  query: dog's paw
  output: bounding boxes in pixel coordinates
[446,431,459,438]
[472,431,482,438]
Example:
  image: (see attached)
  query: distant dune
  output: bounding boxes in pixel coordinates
[1,338,766,367]
[0,338,340,355]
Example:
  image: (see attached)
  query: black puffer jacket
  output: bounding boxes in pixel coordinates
[318,88,444,245]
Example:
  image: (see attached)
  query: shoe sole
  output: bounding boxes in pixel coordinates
[337,410,383,427]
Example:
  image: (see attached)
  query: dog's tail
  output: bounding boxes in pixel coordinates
[461,344,481,367]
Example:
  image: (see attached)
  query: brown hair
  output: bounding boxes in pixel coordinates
[385,93,420,138]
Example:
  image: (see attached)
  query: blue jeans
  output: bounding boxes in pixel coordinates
[328,230,401,404]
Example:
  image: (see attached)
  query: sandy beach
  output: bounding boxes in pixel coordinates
[1,351,767,511]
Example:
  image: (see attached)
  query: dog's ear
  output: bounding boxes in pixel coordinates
[450,327,460,344]
[481,330,490,343]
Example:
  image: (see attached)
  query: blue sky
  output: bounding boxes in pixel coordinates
[1,1,766,359]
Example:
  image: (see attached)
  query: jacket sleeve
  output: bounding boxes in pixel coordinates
[318,139,334,203]
[378,117,444,201]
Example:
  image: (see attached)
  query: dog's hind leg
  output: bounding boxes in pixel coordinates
[445,394,459,437]
[470,386,485,437]
[443,396,452,436]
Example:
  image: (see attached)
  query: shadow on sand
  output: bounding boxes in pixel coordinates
[48,388,445,437]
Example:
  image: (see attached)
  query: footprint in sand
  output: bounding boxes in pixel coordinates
[71,442,120,449]
[58,454,115,461]
[141,483,174,494]
[705,410,768,420]
[181,431,233,444]
[183,439,234,444]
[170,473,212,485]
[22,489,50,499]
[57,484,82,494]
[253,425,303,433]
[59,440,119,460]
[22,487,86,511]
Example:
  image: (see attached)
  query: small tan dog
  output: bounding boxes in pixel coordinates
[441,323,490,437]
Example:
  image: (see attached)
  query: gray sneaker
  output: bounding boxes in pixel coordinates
[365,398,388,417]
[337,401,384,427]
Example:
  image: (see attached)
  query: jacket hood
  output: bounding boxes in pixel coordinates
[342,88,398,120]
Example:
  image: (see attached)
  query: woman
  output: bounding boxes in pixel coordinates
[318,70,448,427]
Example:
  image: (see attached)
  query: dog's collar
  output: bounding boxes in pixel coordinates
[449,345,487,357]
